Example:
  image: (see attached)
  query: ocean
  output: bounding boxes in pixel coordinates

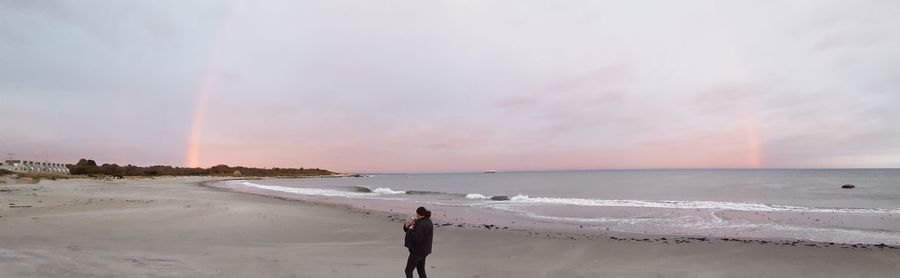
[213,169,900,245]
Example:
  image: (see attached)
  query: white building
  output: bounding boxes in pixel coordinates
[0,160,70,175]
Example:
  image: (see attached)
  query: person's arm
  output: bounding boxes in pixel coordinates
[405,220,425,243]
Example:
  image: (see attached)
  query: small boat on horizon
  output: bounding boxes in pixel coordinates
[483,170,496,173]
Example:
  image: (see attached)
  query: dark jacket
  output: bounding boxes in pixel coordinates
[403,218,433,257]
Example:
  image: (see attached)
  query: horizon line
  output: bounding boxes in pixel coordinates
[356,167,900,175]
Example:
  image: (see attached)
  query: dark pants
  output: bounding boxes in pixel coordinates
[404,253,427,278]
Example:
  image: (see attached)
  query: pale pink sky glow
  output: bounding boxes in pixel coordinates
[1,1,899,172]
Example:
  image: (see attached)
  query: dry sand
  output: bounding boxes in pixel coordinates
[1,177,898,277]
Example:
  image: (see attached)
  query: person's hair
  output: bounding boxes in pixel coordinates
[416,207,431,218]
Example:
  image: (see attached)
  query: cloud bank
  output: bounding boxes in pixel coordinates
[1,0,899,172]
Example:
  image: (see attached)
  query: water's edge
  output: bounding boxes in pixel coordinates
[200,179,900,250]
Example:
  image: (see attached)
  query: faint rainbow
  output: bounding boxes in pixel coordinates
[709,6,764,168]
[743,113,763,168]
[186,3,239,168]
[186,70,215,167]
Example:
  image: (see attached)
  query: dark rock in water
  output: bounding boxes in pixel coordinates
[490,195,510,201]
[353,186,372,193]
[841,184,856,189]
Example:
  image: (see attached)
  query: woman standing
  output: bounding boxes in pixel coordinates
[403,207,433,278]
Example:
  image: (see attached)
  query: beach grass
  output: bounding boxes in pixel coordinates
[16,173,72,181]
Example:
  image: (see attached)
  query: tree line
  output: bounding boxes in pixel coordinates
[67,159,334,177]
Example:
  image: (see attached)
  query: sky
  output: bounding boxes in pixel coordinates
[1,0,899,173]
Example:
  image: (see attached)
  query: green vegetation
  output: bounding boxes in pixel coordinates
[0,169,14,175]
[67,159,334,177]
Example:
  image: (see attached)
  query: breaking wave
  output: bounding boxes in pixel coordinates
[241,182,372,198]
[372,187,406,194]
[465,194,511,201]
[237,181,900,214]
[241,182,404,198]
[465,193,490,199]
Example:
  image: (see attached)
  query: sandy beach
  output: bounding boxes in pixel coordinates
[1,177,899,278]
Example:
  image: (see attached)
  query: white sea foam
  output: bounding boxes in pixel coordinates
[239,182,406,198]
[232,180,900,244]
[240,182,372,197]
[494,205,900,244]
[373,187,406,194]
[465,193,490,199]
[243,179,900,214]
[498,195,900,214]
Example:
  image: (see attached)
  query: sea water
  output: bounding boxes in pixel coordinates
[216,169,900,244]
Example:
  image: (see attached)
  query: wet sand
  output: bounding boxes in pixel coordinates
[1,177,899,277]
